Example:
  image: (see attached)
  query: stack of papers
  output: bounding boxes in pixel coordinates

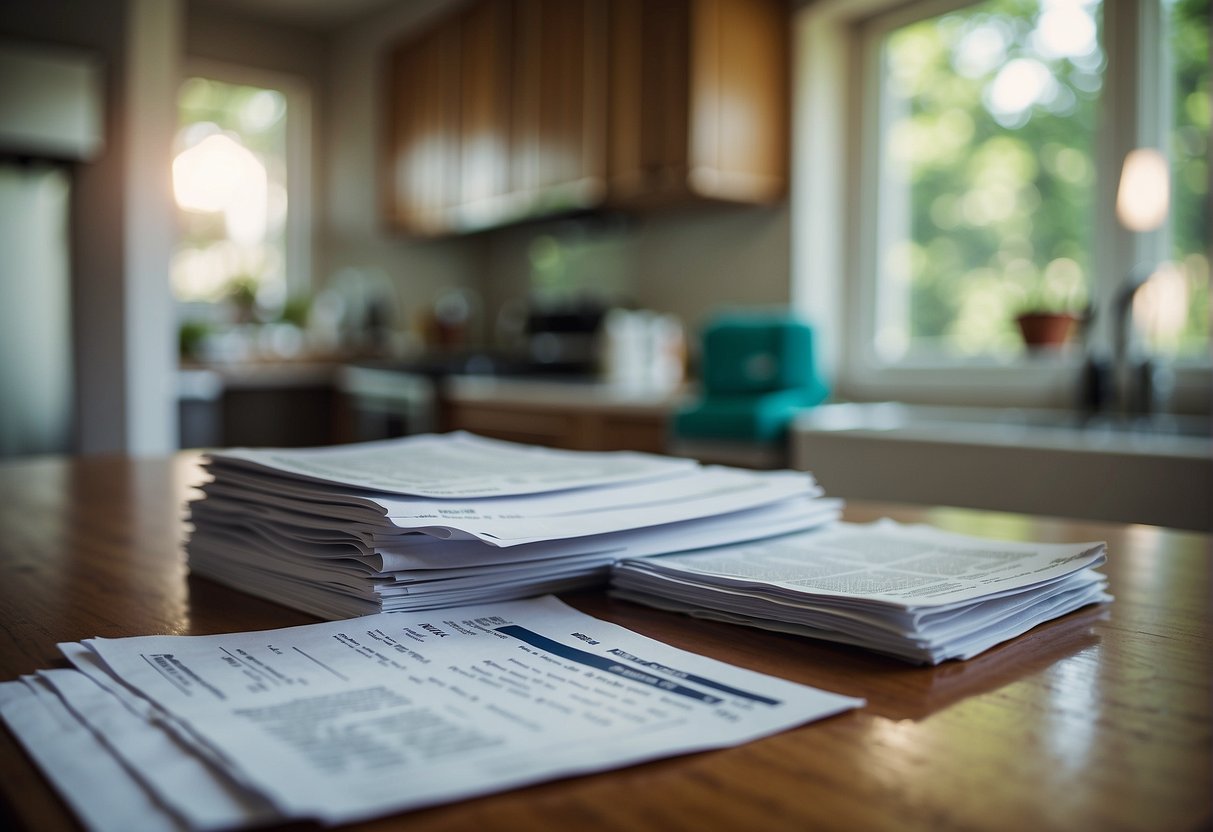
[187,432,841,619]
[611,520,1111,664]
[0,596,864,831]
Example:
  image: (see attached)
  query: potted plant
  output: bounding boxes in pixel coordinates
[1015,308,1079,347]
[1012,261,1088,349]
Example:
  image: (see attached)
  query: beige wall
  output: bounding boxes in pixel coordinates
[629,205,792,333]
[478,205,792,349]
[185,2,328,79]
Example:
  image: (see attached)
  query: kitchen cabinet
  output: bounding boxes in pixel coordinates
[455,0,513,229]
[178,363,340,449]
[510,0,609,218]
[385,0,788,235]
[387,0,608,235]
[608,0,789,208]
[446,402,668,452]
[386,22,460,234]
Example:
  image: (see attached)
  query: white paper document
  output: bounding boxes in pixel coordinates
[200,465,821,546]
[11,596,861,829]
[209,431,698,498]
[612,521,1111,664]
[187,432,842,619]
[0,677,186,832]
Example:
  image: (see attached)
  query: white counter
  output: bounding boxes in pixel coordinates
[443,375,690,416]
[791,403,1211,531]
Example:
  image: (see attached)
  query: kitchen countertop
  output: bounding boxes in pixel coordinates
[181,354,691,413]
[443,374,691,415]
[178,359,341,394]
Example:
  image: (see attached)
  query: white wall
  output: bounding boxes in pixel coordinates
[0,0,182,455]
[124,0,182,454]
[0,165,73,455]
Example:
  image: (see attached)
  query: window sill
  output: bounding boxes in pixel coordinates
[790,402,1211,530]
[836,357,1211,415]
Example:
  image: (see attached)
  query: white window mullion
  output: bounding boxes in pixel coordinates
[1092,0,1166,361]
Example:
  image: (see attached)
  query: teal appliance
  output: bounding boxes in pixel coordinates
[674,313,828,442]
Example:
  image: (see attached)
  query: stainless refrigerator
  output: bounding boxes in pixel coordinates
[0,40,103,456]
[0,161,73,456]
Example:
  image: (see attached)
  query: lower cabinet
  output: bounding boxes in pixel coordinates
[443,399,671,454]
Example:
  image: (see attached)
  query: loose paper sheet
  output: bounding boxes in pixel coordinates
[57,596,861,826]
[623,521,1106,609]
[0,677,185,832]
[611,521,1110,663]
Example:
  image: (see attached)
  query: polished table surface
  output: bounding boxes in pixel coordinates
[0,453,1209,831]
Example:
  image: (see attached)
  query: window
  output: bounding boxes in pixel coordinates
[871,0,1103,362]
[1157,0,1210,359]
[170,66,311,360]
[794,0,1210,408]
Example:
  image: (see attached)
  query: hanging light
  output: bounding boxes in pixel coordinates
[1115,148,1170,232]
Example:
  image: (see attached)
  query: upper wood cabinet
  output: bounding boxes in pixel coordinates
[384,0,788,236]
[609,0,789,208]
[386,22,460,235]
[457,0,514,229]
[511,0,609,218]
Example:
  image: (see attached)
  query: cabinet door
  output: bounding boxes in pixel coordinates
[387,24,460,235]
[608,0,788,208]
[511,0,608,216]
[456,0,513,231]
[443,402,580,448]
[687,0,788,203]
[609,0,691,204]
[443,400,669,453]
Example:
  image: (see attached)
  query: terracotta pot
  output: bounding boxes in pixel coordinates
[1015,312,1077,348]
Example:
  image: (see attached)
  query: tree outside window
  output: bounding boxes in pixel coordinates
[874,0,1208,362]
[172,77,295,359]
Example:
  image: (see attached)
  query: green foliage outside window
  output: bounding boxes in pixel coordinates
[881,0,1209,360]
[1166,0,1210,358]
[172,78,289,311]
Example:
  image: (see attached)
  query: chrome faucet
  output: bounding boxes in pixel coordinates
[1109,269,1169,419]
[1077,270,1166,423]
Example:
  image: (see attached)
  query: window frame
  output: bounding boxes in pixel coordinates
[791,0,1210,413]
[177,58,314,301]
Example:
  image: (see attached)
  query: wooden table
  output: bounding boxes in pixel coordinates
[0,454,1209,831]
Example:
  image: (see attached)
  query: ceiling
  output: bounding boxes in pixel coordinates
[189,0,410,30]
